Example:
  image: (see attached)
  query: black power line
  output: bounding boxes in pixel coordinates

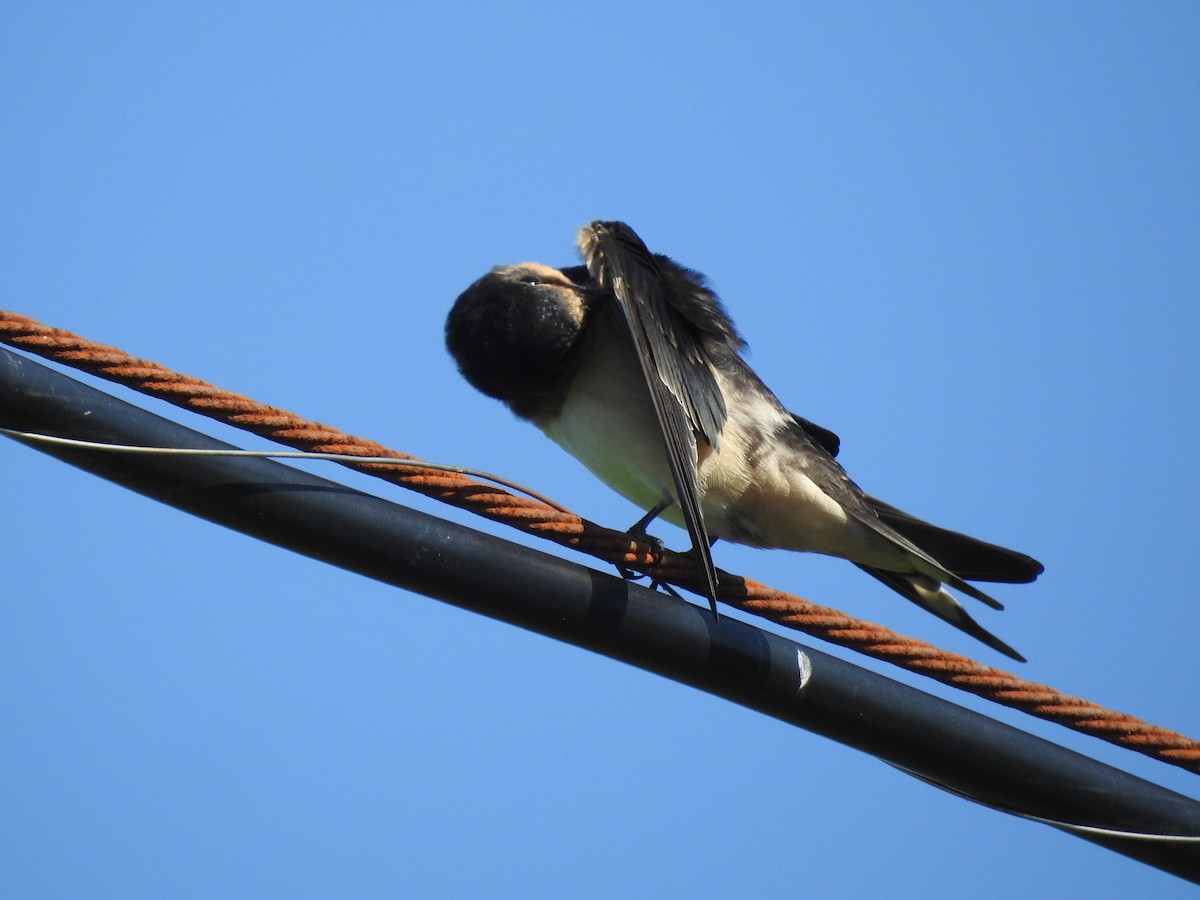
[3,345,1200,883]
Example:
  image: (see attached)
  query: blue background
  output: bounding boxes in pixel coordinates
[3,3,1199,896]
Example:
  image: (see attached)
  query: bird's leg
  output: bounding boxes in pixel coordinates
[616,504,721,616]
[628,497,673,536]
[619,499,720,602]
[616,497,674,585]
[644,537,721,600]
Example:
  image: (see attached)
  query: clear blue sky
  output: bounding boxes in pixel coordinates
[3,3,1199,896]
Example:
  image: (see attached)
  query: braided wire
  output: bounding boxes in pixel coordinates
[3,309,1197,774]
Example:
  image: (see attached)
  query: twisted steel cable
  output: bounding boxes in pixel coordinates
[2,308,1197,775]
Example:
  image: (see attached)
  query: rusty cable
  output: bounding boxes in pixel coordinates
[2,308,1198,775]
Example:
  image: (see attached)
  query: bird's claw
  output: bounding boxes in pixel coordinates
[614,564,685,600]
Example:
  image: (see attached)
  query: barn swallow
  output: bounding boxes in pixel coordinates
[445,220,1043,660]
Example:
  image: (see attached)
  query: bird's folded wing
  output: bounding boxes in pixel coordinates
[577,220,722,609]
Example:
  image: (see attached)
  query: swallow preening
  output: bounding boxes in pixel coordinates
[445,221,1043,660]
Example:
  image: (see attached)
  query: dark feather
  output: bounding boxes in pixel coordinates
[855,565,1027,662]
[866,495,1044,584]
[578,222,734,450]
[790,413,841,458]
[577,220,722,611]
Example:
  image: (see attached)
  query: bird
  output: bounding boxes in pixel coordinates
[445,220,1043,660]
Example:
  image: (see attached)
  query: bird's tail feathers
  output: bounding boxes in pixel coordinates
[866,494,1044,585]
[855,565,1026,662]
[932,568,1005,611]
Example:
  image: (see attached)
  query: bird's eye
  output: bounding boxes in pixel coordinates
[520,275,542,286]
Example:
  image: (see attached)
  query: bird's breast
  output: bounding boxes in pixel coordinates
[534,327,893,564]
[534,318,680,513]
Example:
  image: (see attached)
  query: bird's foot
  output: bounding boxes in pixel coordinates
[617,525,686,597]
[616,563,685,600]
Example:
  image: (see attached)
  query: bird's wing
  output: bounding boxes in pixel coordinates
[865,494,1044,584]
[779,416,1010,611]
[790,413,841,458]
[577,220,721,611]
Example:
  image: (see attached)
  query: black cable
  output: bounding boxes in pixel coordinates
[3,345,1200,883]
